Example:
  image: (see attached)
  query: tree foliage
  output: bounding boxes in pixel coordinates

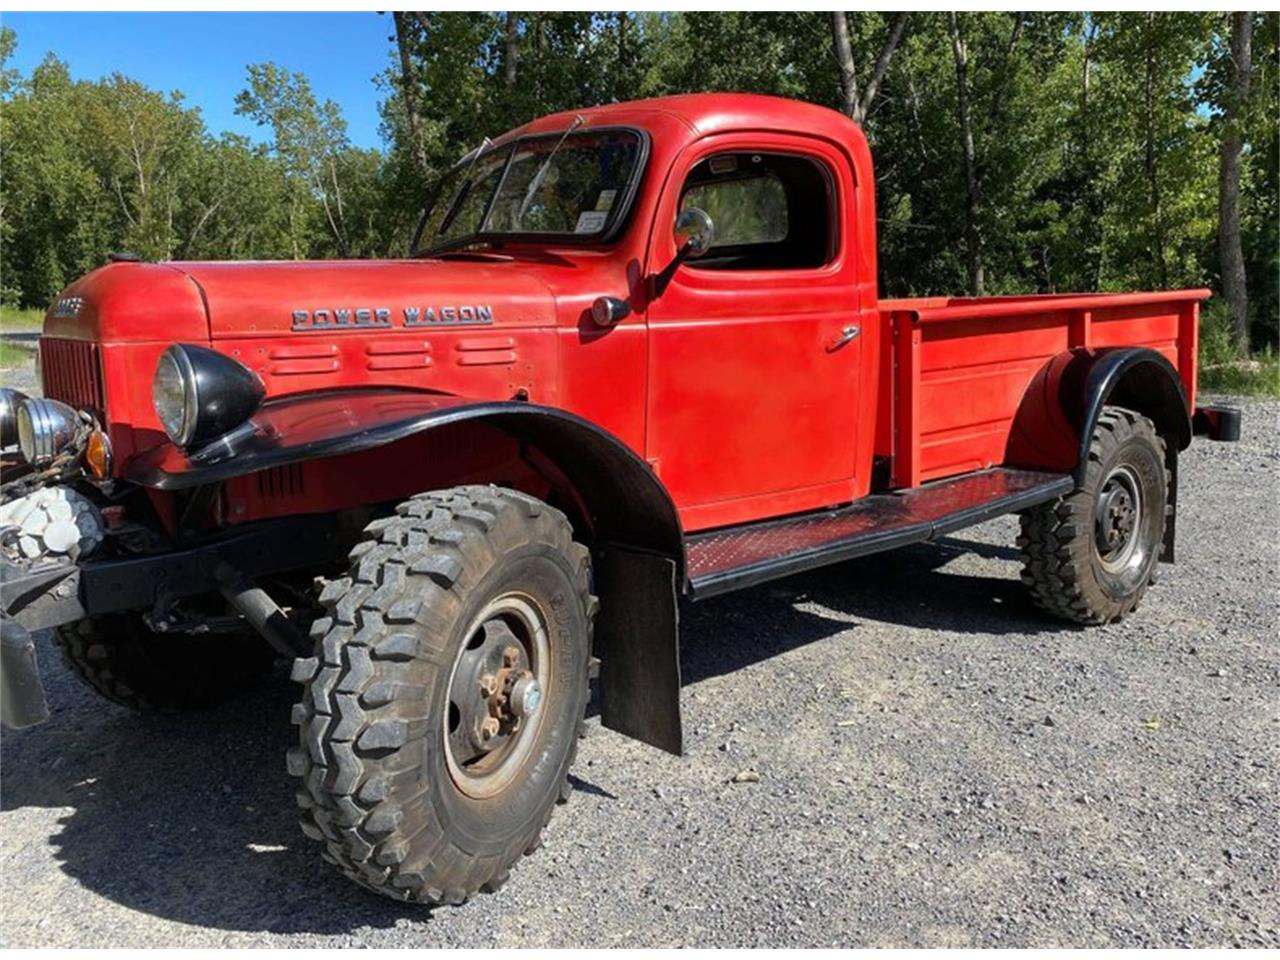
[1,14,1275,349]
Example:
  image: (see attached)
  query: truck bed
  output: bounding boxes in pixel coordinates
[877,290,1206,488]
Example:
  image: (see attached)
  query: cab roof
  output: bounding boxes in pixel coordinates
[498,93,863,146]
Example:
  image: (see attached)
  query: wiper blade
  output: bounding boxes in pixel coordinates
[515,115,583,226]
[437,135,494,236]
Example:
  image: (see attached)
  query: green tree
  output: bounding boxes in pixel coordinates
[235,63,358,256]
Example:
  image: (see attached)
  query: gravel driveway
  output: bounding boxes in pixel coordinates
[1,376,1276,947]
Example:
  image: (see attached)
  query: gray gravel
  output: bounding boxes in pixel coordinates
[1,382,1276,947]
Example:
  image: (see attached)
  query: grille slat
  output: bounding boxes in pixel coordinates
[40,338,105,416]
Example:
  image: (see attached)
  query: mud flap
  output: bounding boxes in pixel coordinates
[1,617,50,729]
[593,544,683,756]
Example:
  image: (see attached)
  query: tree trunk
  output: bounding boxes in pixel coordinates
[949,12,984,296]
[1143,13,1168,287]
[393,12,428,176]
[1218,11,1253,352]
[504,13,520,87]
[860,13,909,124]
[832,12,909,125]
[832,12,859,119]
[1081,17,1103,290]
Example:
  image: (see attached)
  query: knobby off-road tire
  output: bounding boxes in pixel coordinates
[1019,406,1169,625]
[289,485,596,905]
[55,613,274,711]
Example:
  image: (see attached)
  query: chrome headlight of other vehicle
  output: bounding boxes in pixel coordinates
[16,397,82,465]
[152,344,265,449]
[0,387,28,448]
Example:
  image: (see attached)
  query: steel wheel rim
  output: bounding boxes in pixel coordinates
[1094,464,1144,574]
[443,592,551,800]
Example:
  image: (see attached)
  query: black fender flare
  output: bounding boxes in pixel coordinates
[126,387,687,753]
[1071,348,1191,482]
[1007,347,1191,561]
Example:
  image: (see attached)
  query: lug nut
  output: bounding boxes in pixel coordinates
[479,673,497,698]
[502,645,521,667]
[480,717,500,741]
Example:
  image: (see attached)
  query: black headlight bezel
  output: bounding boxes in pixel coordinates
[152,344,266,450]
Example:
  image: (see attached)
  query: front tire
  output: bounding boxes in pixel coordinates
[1019,406,1169,624]
[289,485,596,904]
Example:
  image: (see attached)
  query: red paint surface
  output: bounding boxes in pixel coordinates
[39,94,1209,534]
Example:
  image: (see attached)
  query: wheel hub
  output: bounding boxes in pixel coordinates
[1094,465,1143,571]
[443,594,550,799]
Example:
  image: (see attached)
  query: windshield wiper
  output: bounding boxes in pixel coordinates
[514,115,583,226]
[411,135,495,256]
[436,135,494,236]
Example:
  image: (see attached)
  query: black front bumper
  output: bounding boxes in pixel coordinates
[0,514,342,729]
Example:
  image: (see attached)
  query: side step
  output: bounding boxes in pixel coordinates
[685,468,1074,599]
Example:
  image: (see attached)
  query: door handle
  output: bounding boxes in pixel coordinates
[826,324,860,352]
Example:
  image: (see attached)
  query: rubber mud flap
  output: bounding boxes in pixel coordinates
[593,544,683,755]
[1,616,50,729]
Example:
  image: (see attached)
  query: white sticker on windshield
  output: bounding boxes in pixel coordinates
[595,189,617,212]
[574,210,609,234]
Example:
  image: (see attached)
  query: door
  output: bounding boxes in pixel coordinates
[644,133,864,530]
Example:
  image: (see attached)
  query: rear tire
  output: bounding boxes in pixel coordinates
[1018,406,1168,624]
[289,485,596,905]
[55,613,274,711]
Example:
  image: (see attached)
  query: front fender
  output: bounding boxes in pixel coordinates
[125,387,688,754]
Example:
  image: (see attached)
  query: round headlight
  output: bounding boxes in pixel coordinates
[153,345,198,446]
[0,387,29,448]
[152,344,265,449]
[16,397,81,465]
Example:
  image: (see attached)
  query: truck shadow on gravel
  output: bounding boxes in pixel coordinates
[2,663,426,934]
[3,536,1065,936]
[679,536,1065,685]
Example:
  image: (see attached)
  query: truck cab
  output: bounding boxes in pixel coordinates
[0,93,1238,907]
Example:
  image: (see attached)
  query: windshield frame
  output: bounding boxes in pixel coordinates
[410,125,650,257]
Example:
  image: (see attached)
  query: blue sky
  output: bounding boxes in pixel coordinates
[2,12,394,150]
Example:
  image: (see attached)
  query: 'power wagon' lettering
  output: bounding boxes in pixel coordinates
[291,305,494,331]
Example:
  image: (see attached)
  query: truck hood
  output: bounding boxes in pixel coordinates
[170,258,558,339]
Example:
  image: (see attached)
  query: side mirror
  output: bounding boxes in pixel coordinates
[652,208,716,299]
[674,207,715,257]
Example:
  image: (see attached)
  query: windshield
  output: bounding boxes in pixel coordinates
[415,129,643,253]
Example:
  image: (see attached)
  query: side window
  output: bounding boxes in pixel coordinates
[678,152,833,271]
[682,175,788,246]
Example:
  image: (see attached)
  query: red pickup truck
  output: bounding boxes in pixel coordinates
[0,93,1239,904]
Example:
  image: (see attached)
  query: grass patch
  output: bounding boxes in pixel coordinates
[0,341,33,368]
[0,306,45,330]
[1199,301,1280,397]
[1200,349,1280,397]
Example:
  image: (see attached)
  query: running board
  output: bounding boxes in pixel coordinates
[685,468,1074,599]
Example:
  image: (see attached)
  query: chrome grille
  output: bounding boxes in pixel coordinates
[39,338,105,417]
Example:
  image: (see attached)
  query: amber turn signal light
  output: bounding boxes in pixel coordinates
[85,429,112,479]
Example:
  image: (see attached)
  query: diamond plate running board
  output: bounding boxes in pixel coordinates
[685,468,1074,599]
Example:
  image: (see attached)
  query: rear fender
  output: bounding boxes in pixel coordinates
[125,388,687,754]
[1007,347,1191,561]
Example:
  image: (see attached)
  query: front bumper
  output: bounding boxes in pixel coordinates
[0,513,341,729]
